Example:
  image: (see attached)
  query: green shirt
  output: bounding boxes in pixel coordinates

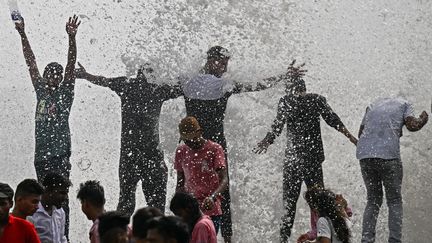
[34,80,74,161]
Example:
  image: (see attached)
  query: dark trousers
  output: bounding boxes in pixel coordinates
[35,155,71,240]
[360,158,403,243]
[205,134,232,239]
[117,147,168,216]
[280,158,324,243]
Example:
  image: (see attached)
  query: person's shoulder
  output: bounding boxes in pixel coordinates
[176,144,188,153]
[207,140,224,151]
[195,215,215,229]
[10,215,34,228]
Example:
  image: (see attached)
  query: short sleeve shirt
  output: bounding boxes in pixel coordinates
[0,215,41,243]
[317,217,351,243]
[356,97,415,160]
[34,80,74,161]
[106,78,183,150]
[190,215,217,243]
[174,140,226,216]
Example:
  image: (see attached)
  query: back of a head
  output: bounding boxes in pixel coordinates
[313,189,351,243]
[42,172,72,190]
[98,211,130,243]
[285,78,306,95]
[15,179,44,200]
[207,46,230,60]
[146,216,189,243]
[77,180,105,208]
[132,207,163,239]
[169,192,200,216]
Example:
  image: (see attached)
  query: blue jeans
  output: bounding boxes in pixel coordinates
[210,215,222,234]
[360,158,403,243]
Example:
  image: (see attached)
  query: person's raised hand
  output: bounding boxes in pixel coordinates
[420,111,429,123]
[66,15,81,36]
[253,139,270,154]
[15,17,25,35]
[75,62,87,79]
[287,59,307,80]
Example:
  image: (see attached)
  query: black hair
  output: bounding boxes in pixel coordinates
[309,189,351,243]
[42,172,72,190]
[132,207,163,239]
[43,62,63,79]
[146,216,189,243]
[0,182,14,202]
[207,46,230,59]
[98,211,130,242]
[77,180,105,208]
[170,192,200,215]
[15,179,44,200]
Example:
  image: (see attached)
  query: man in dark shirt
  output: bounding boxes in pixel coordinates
[76,62,183,216]
[254,78,357,243]
[15,15,81,239]
[181,46,303,243]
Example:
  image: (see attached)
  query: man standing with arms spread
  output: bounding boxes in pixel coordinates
[356,97,428,243]
[254,77,358,243]
[75,62,183,216]
[181,46,302,242]
[15,15,81,239]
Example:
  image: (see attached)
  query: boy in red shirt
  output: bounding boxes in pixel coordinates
[174,116,228,233]
[0,182,40,243]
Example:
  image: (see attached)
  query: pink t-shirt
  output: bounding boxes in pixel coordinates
[90,219,100,243]
[174,140,226,216]
[190,215,217,243]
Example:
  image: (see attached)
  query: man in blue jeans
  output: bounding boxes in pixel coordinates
[356,97,428,243]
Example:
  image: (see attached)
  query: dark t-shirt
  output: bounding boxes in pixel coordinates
[34,80,74,162]
[265,93,345,163]
[183,74,261,150]
[107,78,183,150]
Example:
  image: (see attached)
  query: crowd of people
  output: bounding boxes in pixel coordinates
[0,14,429,243]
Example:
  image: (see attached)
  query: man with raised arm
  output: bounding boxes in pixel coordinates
[75,62,183,216]
[15,15,81,239]
[357,97,428,243]
[180,46,304,243]
[254,76,357,243]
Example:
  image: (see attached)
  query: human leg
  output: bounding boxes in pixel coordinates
[141,149,168,213]
[360,158,384,243]
[117,149,140,217]
[34,155,71,239]
[381,159,403,243]
[280,158,303,243]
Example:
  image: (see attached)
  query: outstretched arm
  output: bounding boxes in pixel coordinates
[232,60,307,94]
[63,15,80,85]
[405,111,428,131]
[75,62,127,88]
[319,96,357,145]
[254,97,288,154]
[15,18,41,87]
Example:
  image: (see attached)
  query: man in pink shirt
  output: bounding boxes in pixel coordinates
[170,192,217,243]
[174,116,228,233]
[77,180,106,243]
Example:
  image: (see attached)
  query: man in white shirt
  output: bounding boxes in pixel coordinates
[357,97,428,243]
[29,172,71,243]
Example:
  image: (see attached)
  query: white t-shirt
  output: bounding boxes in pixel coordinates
[317,217,351,243]
[180,73,234,100]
